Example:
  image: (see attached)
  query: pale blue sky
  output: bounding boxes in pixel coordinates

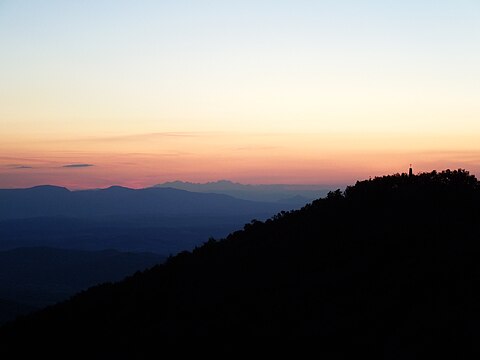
[1,0,479,134]
[0,1,479,187]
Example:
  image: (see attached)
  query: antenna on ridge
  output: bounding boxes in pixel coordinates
[409,164,413,177]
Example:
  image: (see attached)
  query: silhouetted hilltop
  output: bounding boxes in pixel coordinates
[2,169,480,354]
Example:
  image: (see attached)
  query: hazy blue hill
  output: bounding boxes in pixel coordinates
[277,194,312,204]
[0,186,294,254]
[0,185,71,219]
[0,214,276,254]
[0,185,286,220]
[155,179,333,204]
[3,169,479,354]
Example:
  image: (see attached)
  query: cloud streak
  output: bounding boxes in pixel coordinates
[71,132,205,144]
[3,164,33,169]
[62,164,94,168]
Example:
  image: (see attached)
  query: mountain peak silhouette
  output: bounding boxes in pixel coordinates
[103,185,134,192]
[27,185,70,192]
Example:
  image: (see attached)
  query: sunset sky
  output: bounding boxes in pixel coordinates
[1,0,479,189]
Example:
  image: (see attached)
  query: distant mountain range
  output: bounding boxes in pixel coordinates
[155,180,335,203]
[3,169,479,354]
[0,184,327,326]
[0,185,288,220]
[0,185,301,254]
[0,170,480,359]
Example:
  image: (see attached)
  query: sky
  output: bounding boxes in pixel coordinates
[1,0,479,189]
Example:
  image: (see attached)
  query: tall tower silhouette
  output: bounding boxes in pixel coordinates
[409,164,413,177]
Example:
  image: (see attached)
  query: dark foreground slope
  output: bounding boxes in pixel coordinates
[0,247,165,311]
[0,299,36,325]
[2,170,480,352]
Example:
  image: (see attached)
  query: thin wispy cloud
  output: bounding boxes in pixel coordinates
[3,164,33,169]
[0,157,50,164]
[62,164,94,168]
[73,132,205,143]
[235,145,281,151]
[123,151,191,157]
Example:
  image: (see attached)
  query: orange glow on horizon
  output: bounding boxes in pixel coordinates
[1,132,479,189]
[2,2,479,190]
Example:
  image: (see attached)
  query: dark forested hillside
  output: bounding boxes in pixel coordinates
[2,169,480,354]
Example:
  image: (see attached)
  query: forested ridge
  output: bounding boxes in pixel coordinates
[2,169,480,354]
